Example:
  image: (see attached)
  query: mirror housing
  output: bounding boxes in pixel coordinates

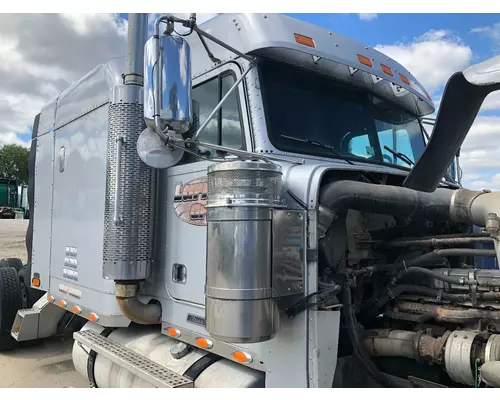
[144,34,193,135]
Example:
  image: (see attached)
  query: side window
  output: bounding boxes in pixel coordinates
[192,72,244,158]
[221,74,243,149]
[192,78,219,151]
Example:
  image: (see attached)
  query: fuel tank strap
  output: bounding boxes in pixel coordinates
[87,328,115,388]
[183,353,221,381]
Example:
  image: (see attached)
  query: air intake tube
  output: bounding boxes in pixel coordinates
[403,55,500,193]
[319,181,500,261]
[319,180,454,223]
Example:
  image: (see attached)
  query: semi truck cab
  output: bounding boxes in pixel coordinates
[3,13,500,388]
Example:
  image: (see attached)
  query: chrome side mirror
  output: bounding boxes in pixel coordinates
[144,34,192,135]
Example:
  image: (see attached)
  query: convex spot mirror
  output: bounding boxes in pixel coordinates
[144,34,193,134]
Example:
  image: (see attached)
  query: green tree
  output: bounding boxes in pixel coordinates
[0,144,29,184]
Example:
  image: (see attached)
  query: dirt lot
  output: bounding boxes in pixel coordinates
[0,337,87,388]
[0,219,29,262]
[0,219,87,388]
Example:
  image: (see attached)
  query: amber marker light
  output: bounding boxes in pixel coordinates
[381,64,393,76]
[357,54,373,67]
[294,33,315,48]
[196,337,213,349]
[166,327,181,337]
[399,73,410,85]
[232,351,253,364]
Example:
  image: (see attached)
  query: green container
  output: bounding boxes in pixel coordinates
[0,179,18,208]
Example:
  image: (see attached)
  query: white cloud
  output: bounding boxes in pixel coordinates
[375,30,473,94]
[470,22,500,42]
[60,13,128,37]
[461,116,500,153]
[0,12,220,148]
[0,13,128,146]
[0,133,29,148]
[458,116,500,190]
[358,14,378,22]
[482,91,500,111]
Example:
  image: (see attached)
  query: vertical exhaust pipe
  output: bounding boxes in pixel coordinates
[106,13,161,325]
[124,13,149,86]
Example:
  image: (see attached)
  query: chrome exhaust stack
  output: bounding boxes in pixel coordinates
[106,13,161,325]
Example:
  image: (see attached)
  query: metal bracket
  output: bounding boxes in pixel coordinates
[272,210,306,297]
[307,249,318,261]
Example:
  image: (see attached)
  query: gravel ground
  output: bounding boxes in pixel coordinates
[0,219,29,262]
[0,219,87,388]
[0,337,87,388]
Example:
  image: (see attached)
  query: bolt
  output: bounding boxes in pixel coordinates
[464,336,468,339]
[454,334,458,338]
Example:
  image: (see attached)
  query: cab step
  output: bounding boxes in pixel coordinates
[73,329,194,388]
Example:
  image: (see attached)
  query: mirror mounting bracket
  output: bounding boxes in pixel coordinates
[149,14,300,166]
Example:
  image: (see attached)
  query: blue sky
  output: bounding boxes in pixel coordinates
[289,13,500,58]
[3,13,500,191]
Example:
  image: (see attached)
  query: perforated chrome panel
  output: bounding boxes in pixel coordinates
[74,330,193,388]
[103,85,154,280]
[207,161,283,207]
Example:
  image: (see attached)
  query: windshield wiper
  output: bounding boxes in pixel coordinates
[383,145,415,167]
[281,135,355,165]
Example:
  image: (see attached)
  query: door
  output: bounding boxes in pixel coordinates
[160,62,252,305]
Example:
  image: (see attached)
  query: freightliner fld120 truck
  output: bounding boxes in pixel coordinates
[2,13,500,388]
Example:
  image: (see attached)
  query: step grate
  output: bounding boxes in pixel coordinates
[18,308,38,317]
[74,329,194,388]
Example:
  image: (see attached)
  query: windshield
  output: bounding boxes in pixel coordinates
[257,58,426,168]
